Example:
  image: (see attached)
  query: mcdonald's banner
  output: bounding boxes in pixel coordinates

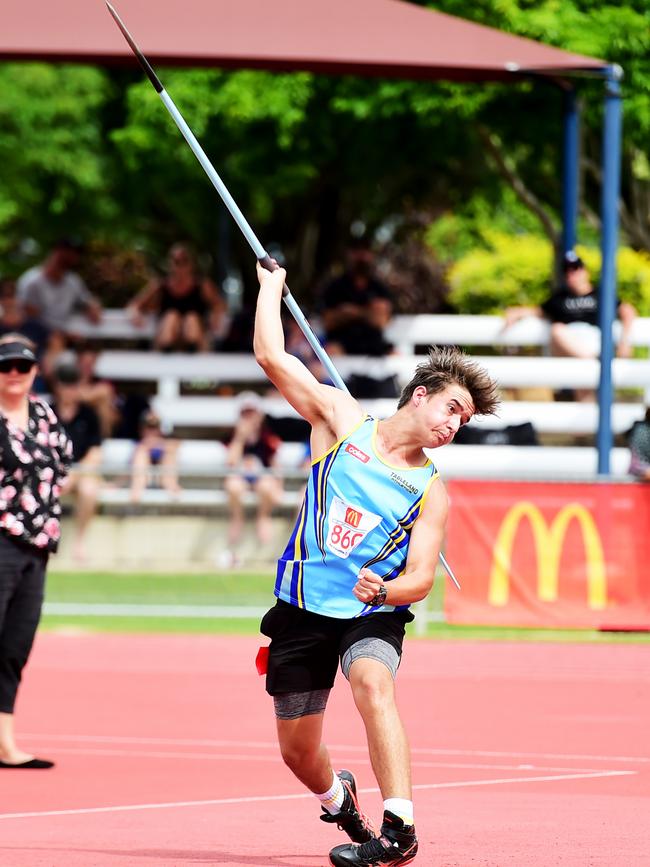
[445,480,650,629]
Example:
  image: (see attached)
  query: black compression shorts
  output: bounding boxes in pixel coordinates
[259,599,414,696]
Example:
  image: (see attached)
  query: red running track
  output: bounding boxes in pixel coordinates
[0,633,648,866]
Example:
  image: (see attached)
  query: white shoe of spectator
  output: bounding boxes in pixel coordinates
[215,549,239,570]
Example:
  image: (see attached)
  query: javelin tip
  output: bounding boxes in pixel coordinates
[105,1,164,93]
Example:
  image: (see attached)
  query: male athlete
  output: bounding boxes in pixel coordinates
[254,262,499,865]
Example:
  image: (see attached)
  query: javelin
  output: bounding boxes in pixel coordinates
[104,2,461,591]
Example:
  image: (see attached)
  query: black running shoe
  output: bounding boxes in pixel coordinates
[320,770,375,844]
[329,810,418,866]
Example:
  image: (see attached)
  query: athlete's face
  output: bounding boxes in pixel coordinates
[414,384,474,448]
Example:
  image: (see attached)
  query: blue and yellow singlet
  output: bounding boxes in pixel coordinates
[274,416,439,618]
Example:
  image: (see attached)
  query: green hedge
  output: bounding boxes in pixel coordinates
[444,233,650,315]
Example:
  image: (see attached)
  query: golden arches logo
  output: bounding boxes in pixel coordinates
[489,501,607,610]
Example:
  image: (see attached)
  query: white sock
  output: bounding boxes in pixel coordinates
[383,798,414,826]
[317,771,345,815]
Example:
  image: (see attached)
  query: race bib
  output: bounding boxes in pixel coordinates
[325,496,381,559]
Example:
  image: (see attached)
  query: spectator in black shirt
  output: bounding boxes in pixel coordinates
[319,238,394,357]
[127,243,225,352]
[504,251,637,360]
[51,362,103,563]
[0,333,71,769]
[76,343,119,440]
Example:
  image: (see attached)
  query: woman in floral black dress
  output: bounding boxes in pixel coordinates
[0,333,71,768]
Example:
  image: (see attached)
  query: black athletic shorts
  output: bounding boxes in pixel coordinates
[260,599,414,696]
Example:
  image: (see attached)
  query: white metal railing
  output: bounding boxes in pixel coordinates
[143,393,646,436]
[94,350,650,398]
[95,438,632,483]
[68,310,650,352]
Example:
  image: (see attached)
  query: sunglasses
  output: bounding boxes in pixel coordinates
[0,359,35,374]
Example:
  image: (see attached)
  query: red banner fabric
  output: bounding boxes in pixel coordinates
[445,480,650,629]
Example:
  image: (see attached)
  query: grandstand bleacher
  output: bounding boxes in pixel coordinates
[64,311,648,503]
[94,350,650,396]
[68,310,650,352]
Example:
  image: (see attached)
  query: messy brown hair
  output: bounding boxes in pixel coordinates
[397,346,500,417]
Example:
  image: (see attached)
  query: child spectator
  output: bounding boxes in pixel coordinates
[129,410,181,503]
[219,392,284,568]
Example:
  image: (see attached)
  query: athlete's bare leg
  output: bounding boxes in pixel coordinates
[276,712,334,794]
[348,657,411,799]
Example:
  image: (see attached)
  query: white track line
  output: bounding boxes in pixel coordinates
[0,770,634,821]
[43,603,268,618]
[28,746,612,774]
[20,734,650,765]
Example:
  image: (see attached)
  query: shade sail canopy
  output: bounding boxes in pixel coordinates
[2,0,606,82]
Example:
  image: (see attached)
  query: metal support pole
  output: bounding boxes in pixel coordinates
[596,66,623,475]
[561,87,580,255]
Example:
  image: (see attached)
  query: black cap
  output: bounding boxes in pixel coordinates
[563,250,585,271]
[0,341,37,364]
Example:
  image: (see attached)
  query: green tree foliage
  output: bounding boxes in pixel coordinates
[425,0,650,249]
[0,64,114,255]
[1,1,649,303]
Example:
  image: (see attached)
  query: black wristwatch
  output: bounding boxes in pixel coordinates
[368,584,388,608]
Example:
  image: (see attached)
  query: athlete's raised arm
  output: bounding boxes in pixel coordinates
[253,262,361,440]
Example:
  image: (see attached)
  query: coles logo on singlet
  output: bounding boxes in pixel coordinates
[345,443,370,463]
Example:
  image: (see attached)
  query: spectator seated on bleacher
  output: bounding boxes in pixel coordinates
[126,243,226,353]
[219,391,284,568]
[504,252,637,363]
[319,237,395,358]
[69,342,119,440]
[129,410,181,504]
[17,239,102,348]
[317,238,400,399]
